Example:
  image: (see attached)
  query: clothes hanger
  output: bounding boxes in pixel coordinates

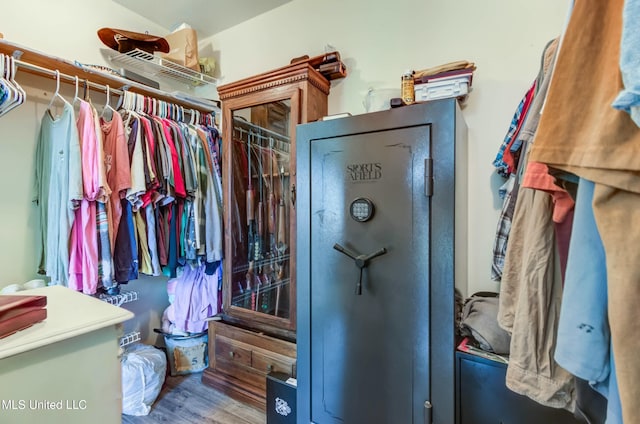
[101,84,115,121]
[115,86,127,110]
[46,70,70,119]
[73,76,80,102]
[126,91,134,111]
[136,93,144,114]
[83,79,90,102]
[9,57,26,110]
[0,56,15,116]
[123,91,135,114]
[72,76,83,116]
[0,55,8,111]
[0,55,20,116]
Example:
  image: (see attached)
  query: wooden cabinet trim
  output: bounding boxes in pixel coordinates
[218,62,330,100]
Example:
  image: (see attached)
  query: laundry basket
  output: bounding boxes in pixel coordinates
[156,330,208,376]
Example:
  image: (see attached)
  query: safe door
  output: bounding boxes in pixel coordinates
[308,125,432,424]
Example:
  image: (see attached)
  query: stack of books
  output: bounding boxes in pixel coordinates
[290,51,347,81]
[457,336,508,364]
[413,61,476,103]
[0,295,47,339]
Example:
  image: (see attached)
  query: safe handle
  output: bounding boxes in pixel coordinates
[332,243,358,261]
[333,243,388,295]
[332,244,387,269]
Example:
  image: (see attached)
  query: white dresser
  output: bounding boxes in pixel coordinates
[0,285,133,424]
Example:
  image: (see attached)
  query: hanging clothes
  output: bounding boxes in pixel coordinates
[490,81,538,282]
[123,112,146,210]
[165,263,220,334]
[554,178,621,423]
[34,86,223,295]
[492,81,537,178]
[34,102,83,286]
[529,0,640,190]
[68,100,102,294]
[101,111,131,253]
[495,36,576,412]
[612,0,640,127]
[527,0,640,422]
[498,181,574,411]
[491,37,560,282]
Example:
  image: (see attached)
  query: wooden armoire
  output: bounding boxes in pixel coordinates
[202,61,330,409]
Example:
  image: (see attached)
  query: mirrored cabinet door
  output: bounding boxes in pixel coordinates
[228,100,292,321]
[219,62,330,340]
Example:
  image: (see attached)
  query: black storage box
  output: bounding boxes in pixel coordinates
[456,351,580,424]
[267,372,296,424]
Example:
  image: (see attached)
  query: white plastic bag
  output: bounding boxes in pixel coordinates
[121,344,167,416]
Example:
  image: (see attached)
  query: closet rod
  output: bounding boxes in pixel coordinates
[0,39,218,113]
[14,58,124,97]
[14,59,212,119]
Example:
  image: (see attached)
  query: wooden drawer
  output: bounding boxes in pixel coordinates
[203,321,297,410]
[215,335,252,367]
[215,356,266,389]
[252,349,295,376]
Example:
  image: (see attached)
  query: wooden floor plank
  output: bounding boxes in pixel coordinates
[122,372,266,424]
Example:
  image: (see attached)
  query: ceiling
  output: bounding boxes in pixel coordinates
[113,0,292,38]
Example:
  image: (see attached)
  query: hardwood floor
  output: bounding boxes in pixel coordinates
[122,372,266,424]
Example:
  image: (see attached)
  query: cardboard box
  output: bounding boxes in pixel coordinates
[160,28,200,72]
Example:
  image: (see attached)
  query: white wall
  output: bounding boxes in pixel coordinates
[0,0,172,345]
[203,0,571,295]
[1,0,169,66]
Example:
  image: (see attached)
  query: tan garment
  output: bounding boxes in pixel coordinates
[592,184,640,424]
[528,0,640,421]
[529,0,640,192]
[498,186,575,410]
[497,34,575,410]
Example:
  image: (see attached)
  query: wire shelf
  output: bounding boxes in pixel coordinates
[119,331,141,348]
[98,290,139,307]
[103,48,218,87]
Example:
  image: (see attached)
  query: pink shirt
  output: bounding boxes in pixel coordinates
[77,101,101,201]
[522,161,574,224]
[68,100,99,294]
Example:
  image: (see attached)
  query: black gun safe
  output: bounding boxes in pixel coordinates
[296,99,468,424]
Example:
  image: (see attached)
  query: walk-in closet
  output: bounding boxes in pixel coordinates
[1,1,636,424]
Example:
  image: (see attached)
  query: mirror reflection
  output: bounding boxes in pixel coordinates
[230,100,291,318]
